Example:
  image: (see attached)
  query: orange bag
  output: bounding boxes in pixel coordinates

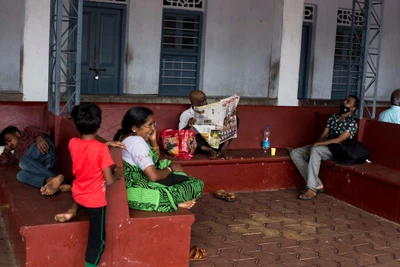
[158,129,196,160]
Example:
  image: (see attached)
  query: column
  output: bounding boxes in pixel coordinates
[277,0,304,106]
[22,0,50,101]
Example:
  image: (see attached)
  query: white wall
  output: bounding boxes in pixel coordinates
[374,0,400,101]
[21,0,50,101]
[306,0,400,101]
[125,0,163,94]
[0,0,24,91]
[202,0,279,97]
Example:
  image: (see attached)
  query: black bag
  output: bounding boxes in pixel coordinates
[156,173,188,186]
[327,139,369,165]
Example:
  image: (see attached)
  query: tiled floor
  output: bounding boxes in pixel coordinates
[0,210,16,267]
[2,190,400,267]
[189,190,400,267]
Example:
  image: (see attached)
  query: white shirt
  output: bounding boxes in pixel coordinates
[122,136,154,171]
[378,105,400,124]
[179,107,194,130]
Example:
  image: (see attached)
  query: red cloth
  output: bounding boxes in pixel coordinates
[69,138,114,208]
[0,126,47,165]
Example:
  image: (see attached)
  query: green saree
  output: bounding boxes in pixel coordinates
[123,146,204,212]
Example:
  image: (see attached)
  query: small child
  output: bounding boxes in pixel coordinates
[54,103,124,267]
[0,125,66,195]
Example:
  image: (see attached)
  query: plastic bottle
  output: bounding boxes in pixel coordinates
[262,126,271,152]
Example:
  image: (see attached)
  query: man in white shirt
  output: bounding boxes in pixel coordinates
[179,90,235,159]
[379,89,400,124]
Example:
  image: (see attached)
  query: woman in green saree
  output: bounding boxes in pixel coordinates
[114,106,204,212]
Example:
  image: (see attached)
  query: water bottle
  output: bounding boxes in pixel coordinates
[262,126,270,152]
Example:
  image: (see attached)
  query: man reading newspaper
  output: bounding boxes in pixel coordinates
[179,90,239,160]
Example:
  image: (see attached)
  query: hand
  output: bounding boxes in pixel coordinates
[106,141,125,149]
[169,163,183,172]
[36,136,49,154]
[3,145,11,153]
[113,166,124,180]
[312,142,322,147]
[187,117,196,128]
[149,129,157,142]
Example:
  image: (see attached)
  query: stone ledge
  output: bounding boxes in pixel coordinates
[0,92,23,102]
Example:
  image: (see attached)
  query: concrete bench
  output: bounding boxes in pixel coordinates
[2,101,398,266]
[320,119,400,224]
[96,103,345,194]
[0,115,194,267]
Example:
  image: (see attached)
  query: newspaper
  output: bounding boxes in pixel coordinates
[193,94,240,149]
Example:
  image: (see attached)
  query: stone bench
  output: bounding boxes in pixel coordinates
[0,115,194,266]
[320,119,400,224]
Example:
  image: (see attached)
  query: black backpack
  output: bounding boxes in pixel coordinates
[327,139,369,165]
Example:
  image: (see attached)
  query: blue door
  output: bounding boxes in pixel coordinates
[81,3,125,95]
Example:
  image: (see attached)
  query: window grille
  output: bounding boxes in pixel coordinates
[163,0,204,11]
[304,4,315,22]
[331,27,362,99]
[159,11,202,96]
[337,8,363,26]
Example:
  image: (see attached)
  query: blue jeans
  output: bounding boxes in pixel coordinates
[16,139,56,188]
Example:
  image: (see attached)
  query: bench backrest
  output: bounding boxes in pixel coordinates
[96,103,339,149]
[0,103,47,136]
[362,119,400,170]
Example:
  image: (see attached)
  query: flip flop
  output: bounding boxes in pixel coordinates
[189,245,208,261]
[299,187,324,194]
[214,190,237,202]
[224,192,237,202]
[214,190,226,200]
[298,189,317,201]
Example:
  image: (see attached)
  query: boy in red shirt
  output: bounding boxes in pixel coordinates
[0,125,67,195]
[54,103,124,267]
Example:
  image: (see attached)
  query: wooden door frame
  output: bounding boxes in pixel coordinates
[83,1,127,94]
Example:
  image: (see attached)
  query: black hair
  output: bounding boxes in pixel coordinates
[113,106,153,141]
[390,89,400,106]
[0,126,21,146]
[71,103,102,135]
[348,95,360,111]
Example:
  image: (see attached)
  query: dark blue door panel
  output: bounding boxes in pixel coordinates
[81,4,124,95]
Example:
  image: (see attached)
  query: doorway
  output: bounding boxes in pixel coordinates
[81,2,126,95]
[297,23,313,99]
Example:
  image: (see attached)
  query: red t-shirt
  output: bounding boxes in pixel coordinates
[69,138,114,208]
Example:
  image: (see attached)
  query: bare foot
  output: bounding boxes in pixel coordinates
[54,209,76,222]
[219,142,232,160]
[58,184,71,192]
[40,174,64,195]
[202,147,219,159]
[178,199,196,209]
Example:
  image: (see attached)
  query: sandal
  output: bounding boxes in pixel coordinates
[214,190,226,200]
[190,245,208,261]
[298,189,317,200]
[225,192,237,202]
[214,190,237,202]
[299,187,324,194]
